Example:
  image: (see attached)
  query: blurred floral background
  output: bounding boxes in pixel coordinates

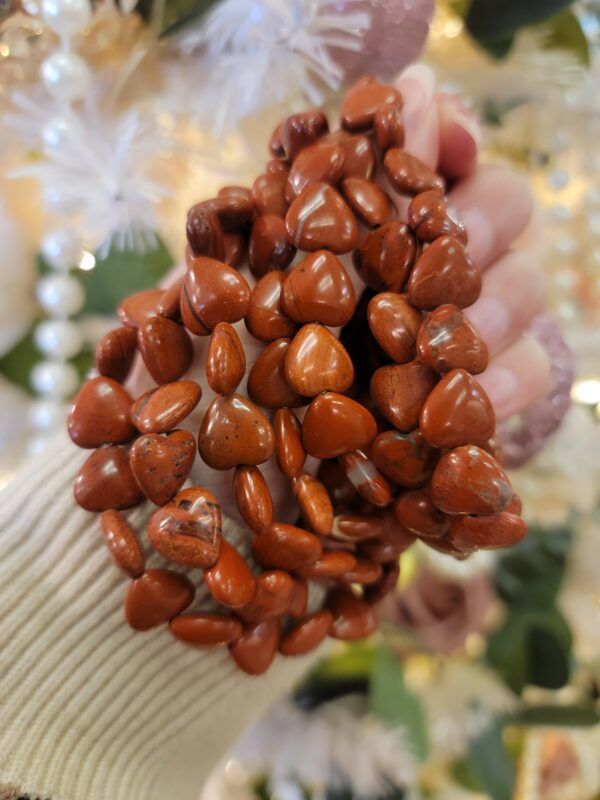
[0,0,598,798]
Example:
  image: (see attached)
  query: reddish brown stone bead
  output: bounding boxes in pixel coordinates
[131,380,202,434]
[408,190,467,243]
[481,434,505,464]
[234,465,274,535]
[245,271,298,342]
[269,123,285,158]
[353,221,416,292]
[157,278,184,320]
[130,430,196,506]
[338,557,382,586]
[286,183,358,254]
[408,237,480,311]
[68,376,135,448]
[280,610,333,656]
[247,338,303,409]
[237,570,295,621]
[337,133,376,179]
[181,256,251,335]
[367,293,422,364]
[394,489,450,539]
[100,509,145,578]
[204,540,256,609]
[267,158,288,175]
[383,149,445,196]
[285,324,354,397]
[364,560,399,605]
[248,215,296,278]
[447,510,527,553]
[374,101,405,151]
[341,77,402,131]
[332,513,384,542]
[289,576,309,619]
[252,523,322,571]
[298,550,357,579]
[431,446,514,515]
[218,185,253,203]
[286,141,345,201]
[147,486,222,569]
[281,250,355,327]
[198,193,253,233]
[117,288,163,328]
[342,178,394,228]
[417,304,488,374]
[223,232,246,268]
[292,473,334,536]
[371,361,437,431]
[252,172,288,218]
[370,429,434,488]
[339,449,392,508]
[302,392,378,459]
[359,536,400,564]
[170,613,243,648]
[273,408,305,479]
[318,459,356,508]
[420,369,495,449]
[95,326,138,383]
[137,315,193,385]
[74,446,144,512]
[327,587,378,640]
[229,619,281,675]
[279,109,329,160]
[198,394,275,470]
[206,322,246,395]
[186,206,225,260]
[125,569,195,632]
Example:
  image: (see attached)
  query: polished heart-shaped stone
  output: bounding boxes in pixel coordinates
[238,570,295,622]
[383,149,445,196]
[204,540,256,609]
[341,178,394,228]
[279,109,329,160]
[420,369,495,449]
[286,141,345,201]
[68,376,135,448]
[95,326,138,383]
[370,361,437,431]
[252,171,288,217]
[170,613,243,648]
[74,445,144,512]
[198,394,275,470]
[248,214,296,278]
[245,271,298,342]
[341,76,402,131]
[302,392,378,459]
[284,324,354,397]
[370,429,435,488]
[417,304,488,374]
[181,256,251,335]
[279,610,333,657]
[137,315,193,385]
[131,380,202,434]
[431,445,513,515]
[130,430,196,506]
[353,221,416,292]
[393,488,449,539]
[147,486,222,568]
[367,292,422,363]
[321,131,376,180]
[281,250,355,327]
[118,288,163,328]
[447,505,527,553]
[157,277,184,320]
[327,587,378,641]
[186,206,225,260]
[229,618,281,675]
[408,189,467,242]
[247,338,304,409]
[374,101,405,151]
[125,569,195,632]
[407,236,481,310]
[206,321,246,395]
[285,182,358,254]
[252,523,322,571]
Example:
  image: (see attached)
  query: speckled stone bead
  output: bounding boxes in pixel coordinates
[430,446,513,516]
[245,271,298,342]
[234,465,274,535]
[131,380,202,434]
[285,324,354,397]
[291,473,334,536]
[286,183,358,254]
[69,377,135,448]
[281,250,355,327]
[137,315,193,384]
[353,221,416,292]
[416,304,488,374]
[302,392,378,459]
[198,394,275,469]
[125,569,195,632]
[100,510,145,578]
[74,445,144,511]
[181,256,251,335]
[206,322,246,395]
[130,430,196,506]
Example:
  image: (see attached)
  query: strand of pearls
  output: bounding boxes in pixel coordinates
[28,0,93,452]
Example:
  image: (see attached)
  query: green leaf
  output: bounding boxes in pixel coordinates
[0,327,40,393]
[511,705,600,727]
[542,9,590,66]
[311,642,377,681]
[486,608,572,694]
[467,722,515,800]
[452,758,484,792]
[465,0,573,58]
[369,649,428,761]
[77,238,174,316]
[137,0,222,37]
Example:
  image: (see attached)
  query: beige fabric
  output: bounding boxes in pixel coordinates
[0,439,323,800]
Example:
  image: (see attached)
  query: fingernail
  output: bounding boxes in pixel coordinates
[465,297,510,355]
[478,364,519,418]
[458,206,494,267]
[396,65,435,132]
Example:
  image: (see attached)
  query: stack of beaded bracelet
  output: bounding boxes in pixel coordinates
[67,75,527,676]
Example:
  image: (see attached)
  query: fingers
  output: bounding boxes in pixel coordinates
[449,164,534,269]
[465,249,546,357]
[477,336,551,422]
[394,65,439,167]
[436,93,480,180]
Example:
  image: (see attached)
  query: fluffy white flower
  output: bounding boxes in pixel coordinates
[230,696,416,798]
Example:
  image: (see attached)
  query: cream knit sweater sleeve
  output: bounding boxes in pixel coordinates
[0,437,323,800]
